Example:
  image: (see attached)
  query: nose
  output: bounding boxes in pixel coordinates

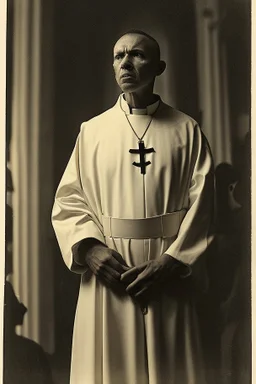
[120,54,133,70]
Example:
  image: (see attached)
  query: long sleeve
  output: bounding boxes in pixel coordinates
[165,126,215,275]
[51,132,105,274]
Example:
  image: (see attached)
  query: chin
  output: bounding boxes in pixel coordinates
[119,80,154,95]
[119,84,141,93]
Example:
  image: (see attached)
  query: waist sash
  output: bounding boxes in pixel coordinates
[102,209,187,239]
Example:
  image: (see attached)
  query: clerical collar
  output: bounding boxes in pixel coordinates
[120,94,160,115]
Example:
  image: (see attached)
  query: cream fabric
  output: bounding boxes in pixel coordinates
[52,95,214,384]
[101,210,187,239]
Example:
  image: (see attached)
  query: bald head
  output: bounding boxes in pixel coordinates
[113,31,166,96]
[118,29,161,60]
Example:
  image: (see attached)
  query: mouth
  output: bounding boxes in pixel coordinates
[120,73,135,79]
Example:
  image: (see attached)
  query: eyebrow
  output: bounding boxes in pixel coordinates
[114,48,145,56]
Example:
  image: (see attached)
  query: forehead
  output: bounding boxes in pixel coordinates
[113,34,157,54]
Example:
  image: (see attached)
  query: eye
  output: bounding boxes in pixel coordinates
[133,51,145,59]
[114,53,123,60]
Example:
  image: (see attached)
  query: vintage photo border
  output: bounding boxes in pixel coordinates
[0,1,254,383]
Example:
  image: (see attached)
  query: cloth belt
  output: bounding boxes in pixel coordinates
[102,209,187,239]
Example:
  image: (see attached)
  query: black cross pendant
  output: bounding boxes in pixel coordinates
[129,140,155,174]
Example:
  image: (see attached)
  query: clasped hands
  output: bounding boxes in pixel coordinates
[85,244,178,300]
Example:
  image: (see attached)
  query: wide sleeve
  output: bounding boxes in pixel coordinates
[165,125,215,272]
[51,131,105,274]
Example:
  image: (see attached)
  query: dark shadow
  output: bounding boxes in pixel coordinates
[3,281,55,384]
[205,132,251,383]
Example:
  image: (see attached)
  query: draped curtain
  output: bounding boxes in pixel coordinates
[194,0,232,165]
[9,0,54,353]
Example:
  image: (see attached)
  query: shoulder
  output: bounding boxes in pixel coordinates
[157,102,212,153]
[13,335,50,362]
[157,102,204,144]
[159,102,199,129]
[80,104,117,135]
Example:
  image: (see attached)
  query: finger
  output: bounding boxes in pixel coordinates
[121,262,149,281]
[134,285,150,298]
[90,252,124,277]
[97,264,121,281]
[107,256,130,274]
[126,277,143,295]
[129,281,152,298]
[121,271,139,285]
[126,268,151,290]
[98,270,121,288]
[111,250,129,267]
[126,269,154,295]
[120,267,139,283]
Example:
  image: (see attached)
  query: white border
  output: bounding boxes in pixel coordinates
[0,0,7,382]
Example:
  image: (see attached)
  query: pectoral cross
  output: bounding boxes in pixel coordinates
[129,141,155,174]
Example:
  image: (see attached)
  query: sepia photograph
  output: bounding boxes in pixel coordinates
[3,0,251,383]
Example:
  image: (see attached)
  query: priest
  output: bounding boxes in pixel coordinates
[52,30,215,384]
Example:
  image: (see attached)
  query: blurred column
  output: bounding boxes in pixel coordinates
[10,0,54,353]
[195,0,232,165]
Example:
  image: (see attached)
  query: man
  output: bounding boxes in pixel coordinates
[52,30,214,384]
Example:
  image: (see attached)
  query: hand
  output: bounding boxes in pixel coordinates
[85,245,130,290]
[121,254,178,299]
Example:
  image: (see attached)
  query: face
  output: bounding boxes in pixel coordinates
[113,34,162,93]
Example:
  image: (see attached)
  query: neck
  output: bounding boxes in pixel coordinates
[124,89,156,109]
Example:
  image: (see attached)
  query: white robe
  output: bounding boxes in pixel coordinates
[52,95,215,384]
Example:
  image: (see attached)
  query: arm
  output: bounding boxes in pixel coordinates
[51,132,105,274]
[165,125,215,268]
[52,130,130,285]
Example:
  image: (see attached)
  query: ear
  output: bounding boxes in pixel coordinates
[156,60,166,76]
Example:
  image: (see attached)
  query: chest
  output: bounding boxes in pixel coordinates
[95,119,188,178]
